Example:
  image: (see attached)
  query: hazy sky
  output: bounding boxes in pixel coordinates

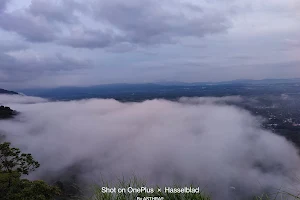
[0,0,299,89]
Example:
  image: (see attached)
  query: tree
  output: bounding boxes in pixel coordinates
[0,142,60,200]
[0,106,17,119]
[0,142,40,175]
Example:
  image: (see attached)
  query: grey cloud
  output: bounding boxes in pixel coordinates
[230,55,254,60]
[184,3,203,12]
[126,59,300,83]
[49,54,91,71]
[0,0,231,49]
[2,52,89,72]
[0,0,9,13]
[59,28,118,49]
[284,39,300,47]
[225,61,300,80]
[106,42,137,53]
[81,0,230,48]
[0,0,298,88]
[28,0,85,24]
[1,96,300,200]
[0,94,47,104]
[0,51,90,87]
[0,0,83,42]
[0,41,28,52]
[0,12,58,42]
[0,0,298,53]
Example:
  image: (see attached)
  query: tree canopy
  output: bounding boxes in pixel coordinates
[0,106,17,119]
[0,142,60,200]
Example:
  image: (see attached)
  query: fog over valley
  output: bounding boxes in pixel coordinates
[1,0,300,199]
[1,94,300,199]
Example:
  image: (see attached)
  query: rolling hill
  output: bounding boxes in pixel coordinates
[0,88,18,95]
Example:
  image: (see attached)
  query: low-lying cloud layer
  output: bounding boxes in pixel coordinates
[1,95,300,199]
[0,94,47,104]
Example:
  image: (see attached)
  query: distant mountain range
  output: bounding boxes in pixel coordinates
[156,78,300,86]
[0,88,18,95]
[14,78,300,101]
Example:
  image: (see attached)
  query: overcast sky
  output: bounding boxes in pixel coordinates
[0,0,299,89]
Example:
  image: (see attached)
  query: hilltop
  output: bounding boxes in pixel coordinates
[0,89,18,119]
[0,88,18,95]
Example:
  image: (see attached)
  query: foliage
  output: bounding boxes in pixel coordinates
[254,192,300,200]
[0,142,60,200]
[2,179,60,200]
[0,142,40,175]
[54,180,82,200]
[0,106,17,119]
